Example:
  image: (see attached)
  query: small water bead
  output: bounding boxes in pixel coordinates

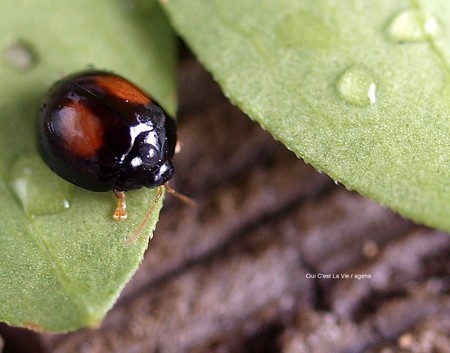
[386,9,438,43]
[277,10,335,50]
[2,41,37,70]
[7,154,74,218]
[336,66,377,107]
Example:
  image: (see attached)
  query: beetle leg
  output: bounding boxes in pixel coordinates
[113,190,127,221]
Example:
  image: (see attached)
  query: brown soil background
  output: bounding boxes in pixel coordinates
[0,56,449,353]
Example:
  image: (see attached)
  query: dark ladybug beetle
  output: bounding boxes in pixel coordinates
[38,70,191,226]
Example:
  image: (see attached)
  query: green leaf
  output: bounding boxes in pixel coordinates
[0,0,175,331]
[163,0,450,232]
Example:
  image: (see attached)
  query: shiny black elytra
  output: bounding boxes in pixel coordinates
[37,70,178,223]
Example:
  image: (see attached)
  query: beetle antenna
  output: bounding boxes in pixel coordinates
[164,182,197,207]
[126,186,163,244]
[126,183,196,244]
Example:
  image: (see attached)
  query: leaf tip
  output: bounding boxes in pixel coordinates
[24,322,44,332]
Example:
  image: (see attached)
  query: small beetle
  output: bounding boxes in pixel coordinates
[38,70,192,237]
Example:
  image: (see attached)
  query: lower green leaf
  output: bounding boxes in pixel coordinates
[0,0,175,331]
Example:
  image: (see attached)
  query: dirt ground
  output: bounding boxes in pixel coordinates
[1,56,449,353]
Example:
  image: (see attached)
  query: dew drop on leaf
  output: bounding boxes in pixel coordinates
[2,40,38,70]
[336,66,377,107]
[386,9,438,43]
[7,154,74,218]
[277,10,334,50]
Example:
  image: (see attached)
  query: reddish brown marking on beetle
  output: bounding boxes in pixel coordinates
[56,102,103,158]
[94,74,151,105]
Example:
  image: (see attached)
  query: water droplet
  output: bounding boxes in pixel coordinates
[277,10,334,50]
[336,66,377,107]
[3,40,37,70]
[7,154,74,218]
[386,9,438,43]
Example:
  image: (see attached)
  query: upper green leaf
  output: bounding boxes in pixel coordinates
[163,0,450,232]
[0,0,175,331]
